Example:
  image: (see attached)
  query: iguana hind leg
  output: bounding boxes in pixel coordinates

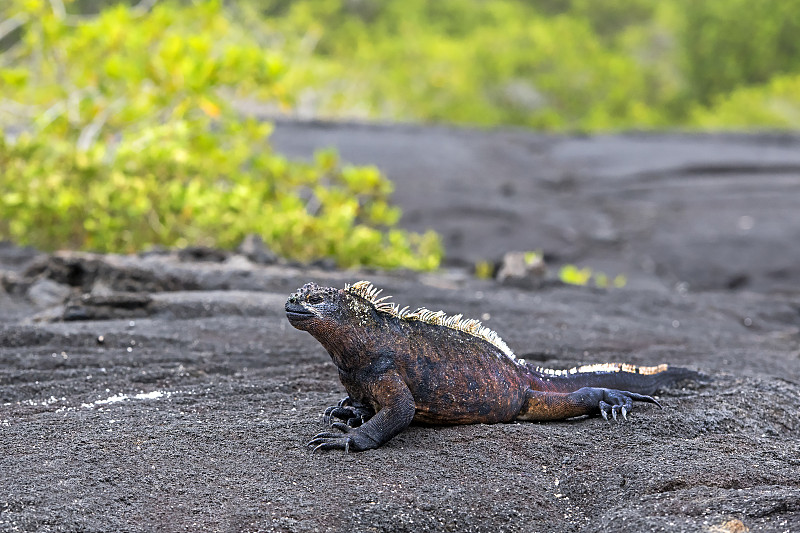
[516,387,661,422]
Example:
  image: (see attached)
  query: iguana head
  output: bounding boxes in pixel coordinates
[285,282,343,332]
[286,282,378,362]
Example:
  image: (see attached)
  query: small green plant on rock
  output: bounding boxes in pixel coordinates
[559,264,627,288]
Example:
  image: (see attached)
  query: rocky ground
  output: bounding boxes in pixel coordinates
[1,123,799,532]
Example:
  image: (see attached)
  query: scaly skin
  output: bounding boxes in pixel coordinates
[285,281,704,452]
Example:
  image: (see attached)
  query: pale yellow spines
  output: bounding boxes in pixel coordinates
[535,362,669,377]
[345,280,397,313]
[344,280,515,358]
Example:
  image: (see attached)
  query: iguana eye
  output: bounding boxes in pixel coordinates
[307,294,324,304]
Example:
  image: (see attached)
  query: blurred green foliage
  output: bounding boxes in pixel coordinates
[2,0,798,270]
[0,0,441,269]
[691,74,800,129]
[250,0,800,130]
[678,0,800,105]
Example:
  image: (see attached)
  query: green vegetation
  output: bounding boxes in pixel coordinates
[247,0,800,130]
[2,0,798,268]
[0,0,440,269]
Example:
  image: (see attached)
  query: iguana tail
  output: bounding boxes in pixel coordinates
[525,362,707,395]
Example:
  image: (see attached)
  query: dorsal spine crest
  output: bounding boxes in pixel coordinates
[344,281,514,358]
[343,282,672,377]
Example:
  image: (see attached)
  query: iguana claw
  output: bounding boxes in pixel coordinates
[598,389,661,422]
[322,398,374,427]
[307,423,380,453]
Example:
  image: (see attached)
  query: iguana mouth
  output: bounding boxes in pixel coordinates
[285,303,315,322]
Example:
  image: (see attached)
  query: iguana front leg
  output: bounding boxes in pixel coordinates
[323,396,375,428]
[309,372,415,452]
[517,387,661,422]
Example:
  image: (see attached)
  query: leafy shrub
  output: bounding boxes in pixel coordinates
[690,74,800,129]
[677,0,800,105]
[243,0,800,131]
[258,0,680,130]
[0,0,441,270]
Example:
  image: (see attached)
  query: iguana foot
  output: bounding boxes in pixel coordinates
[322,397,374,427]
[308,423,380,453]
[598,389,662,422]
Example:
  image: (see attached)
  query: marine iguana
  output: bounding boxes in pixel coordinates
[285,281,702,452]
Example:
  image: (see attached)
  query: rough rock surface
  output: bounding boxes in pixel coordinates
[2,123,800,532]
